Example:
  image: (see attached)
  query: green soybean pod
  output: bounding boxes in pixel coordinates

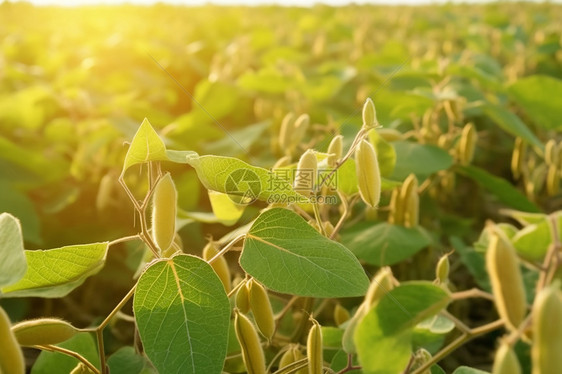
[355,139,381,208]
[0,306,25,374]
[307,318,323,374]
[532,285,562,374]
[234,309,266,374]
[151,173,177,252]
[12,318,79,346]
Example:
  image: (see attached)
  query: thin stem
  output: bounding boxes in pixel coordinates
[330,191,350,240]
[410,319,504,374]
[312,200,326,236]
[36,345,100,374]
[441,310,471,334]
[336,353,362,374]
[95,284,137,374]
[451,288,494,302]
[276,295,300,321]
[208,234,246,265]
[108,234,140,247]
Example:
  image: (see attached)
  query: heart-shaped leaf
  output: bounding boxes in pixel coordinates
[133,255,230,374]
[240,208,369,297]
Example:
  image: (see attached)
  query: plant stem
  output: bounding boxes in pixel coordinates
[208,234,246,265]
[410,319,504,374]
[36,344,100,374]
[95,284,137,374]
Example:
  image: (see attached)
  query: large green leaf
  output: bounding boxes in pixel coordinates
[456,165,540,212]
[391,141,454,180]
[509,75,562,131]
[1,243,109,298]
[240,208,369,297]
[133,255,230,374]
[482,103,543,150]
[186,153,302,204]
[121,118,169,175]
[0,213,27,288]
[341,222,432,266]
[354,282,450,374]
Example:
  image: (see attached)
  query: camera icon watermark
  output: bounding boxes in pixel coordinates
[223,167,338,205]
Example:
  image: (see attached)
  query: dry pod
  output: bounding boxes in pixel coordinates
[151,173,178,251]
[493,342,521,374]
[202,241,231,293]
[294,150,318,196]
[0,307,25,374]
[355,139,381,208]
[236,281,251,314]
[333,304,350,326]
[307,318,323,374]
[327,135,343,167]
[531,284,562,374]
[362,98,377,128]
[12,318,79,346]
[234,309,266,374]
[248,279,275,340]
[486,229,527,331]
[457,123,477,165]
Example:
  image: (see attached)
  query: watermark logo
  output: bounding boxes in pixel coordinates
[224,168,261,204]
[224,168,339,205]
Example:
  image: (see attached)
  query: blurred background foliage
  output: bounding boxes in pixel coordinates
[0,1,561,371]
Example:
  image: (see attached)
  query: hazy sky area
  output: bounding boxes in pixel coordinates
[17,0,562,6]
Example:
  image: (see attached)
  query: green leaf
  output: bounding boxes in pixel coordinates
[482,103,543,150]
[133,254,230,374]
[456,165,540,212]
[391,141,454,180]
[208,191,245,226]
[369,129,396,177]
[1,243,109,298]
[240,208,369,297]
[354,282,450,374]
[322,326,344,349]
[512,214,555,262]
[509,75,562,131]
[341,222,432,266]
[121,118,169,175]
[107,347,156,374]
[31,333,100,374]
[0,213,27,288]
[186,153,303,204]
